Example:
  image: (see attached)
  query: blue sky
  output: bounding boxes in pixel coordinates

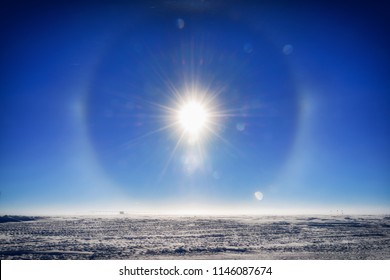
[1,1,389,215]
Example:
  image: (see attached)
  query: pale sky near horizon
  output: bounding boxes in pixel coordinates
[1,0,389,215]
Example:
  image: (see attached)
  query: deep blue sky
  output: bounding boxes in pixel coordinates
[1,1,389,214]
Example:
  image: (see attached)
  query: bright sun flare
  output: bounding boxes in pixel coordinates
[178,101,208,138]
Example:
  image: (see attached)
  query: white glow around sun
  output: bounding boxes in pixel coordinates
[178,101,208,138]
[133,83,228,175]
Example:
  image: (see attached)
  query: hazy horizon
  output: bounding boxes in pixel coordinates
[2,200,389,217]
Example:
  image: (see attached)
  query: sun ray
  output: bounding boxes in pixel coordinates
[120,122,177,150]
[158,131,187,180]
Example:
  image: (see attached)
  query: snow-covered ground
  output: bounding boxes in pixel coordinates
[0,215,389,259]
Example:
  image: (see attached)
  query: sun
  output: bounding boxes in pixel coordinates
[158,87,224,150]
[138,86,225,174]
[178,100,209,141]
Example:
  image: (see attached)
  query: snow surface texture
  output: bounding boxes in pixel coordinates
[0,215,389,260]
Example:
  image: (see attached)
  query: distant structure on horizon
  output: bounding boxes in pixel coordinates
[330,210,345,216]
[90,210,126,215]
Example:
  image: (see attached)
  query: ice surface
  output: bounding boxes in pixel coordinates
[0,215,389,259]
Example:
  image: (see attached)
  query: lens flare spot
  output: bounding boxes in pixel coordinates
[176,18,185,29]
[283,44,293,55]
[244,43,253,53]
[254,191,264,201]
[236,122,246,131]
[183,152,202,174]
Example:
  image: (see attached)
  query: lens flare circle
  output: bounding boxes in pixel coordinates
[254,191,264,201]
